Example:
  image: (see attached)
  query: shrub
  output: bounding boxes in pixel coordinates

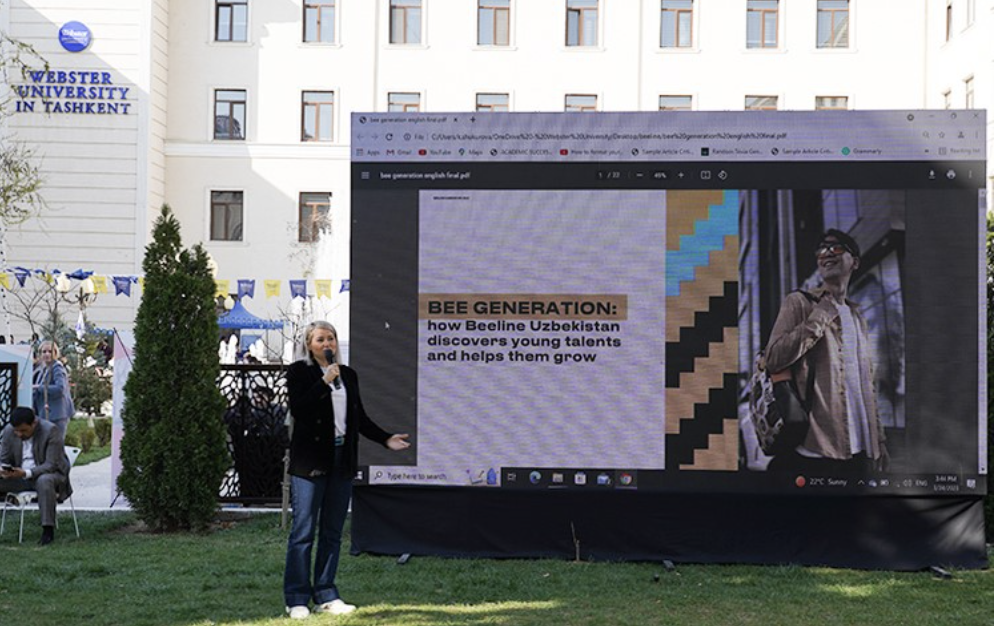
[94,418,112,447]
[79,428,96,453]
[118,205,228,531]
[74,365,112,415]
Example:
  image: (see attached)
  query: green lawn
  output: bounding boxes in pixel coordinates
[0,512,991,626]
[75,445,111,466]
[65,418,112,466]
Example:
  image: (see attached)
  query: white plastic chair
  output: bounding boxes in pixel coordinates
[1,446,81,543]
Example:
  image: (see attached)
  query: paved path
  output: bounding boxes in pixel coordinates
[70,455,126,510]
[68,456,284,516]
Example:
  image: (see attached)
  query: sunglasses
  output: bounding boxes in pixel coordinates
[814,242,852,258]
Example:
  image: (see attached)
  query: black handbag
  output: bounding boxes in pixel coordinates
[767,376,812,455]
[749,290,819,457]
[750,360,813,457]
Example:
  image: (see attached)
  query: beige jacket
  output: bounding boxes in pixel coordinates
[765,287,885,461]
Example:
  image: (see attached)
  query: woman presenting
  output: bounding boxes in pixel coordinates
[283,321,409,619]
[32,340,75,436]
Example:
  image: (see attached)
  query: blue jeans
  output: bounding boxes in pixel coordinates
[284,467,353,607]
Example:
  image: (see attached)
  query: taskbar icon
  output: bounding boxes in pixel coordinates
[503,468,638,490]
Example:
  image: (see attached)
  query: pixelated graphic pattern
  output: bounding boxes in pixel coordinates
[665,190,739,470]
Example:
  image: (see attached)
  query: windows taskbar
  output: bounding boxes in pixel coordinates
[354,466,988,495]
[500,468,988,495]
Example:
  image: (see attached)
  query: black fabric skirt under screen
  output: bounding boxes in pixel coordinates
[351,487,987,570]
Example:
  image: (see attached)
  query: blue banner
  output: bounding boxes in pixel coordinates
[237,279,255,299]
[112,276,132,296]
[289,280,307,299]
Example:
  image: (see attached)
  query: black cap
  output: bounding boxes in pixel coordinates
[818,228,860,259]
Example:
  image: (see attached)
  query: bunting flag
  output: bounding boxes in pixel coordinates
[289,280,308,300]
[13,268,30,287]
[215,279,230,297]
[112,276,132,296]
[264,279,281,298]
[237,279,256,299]
[0,266,351,300]
[67,269,93,280]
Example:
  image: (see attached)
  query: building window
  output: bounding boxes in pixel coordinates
[214,90,246,140]
[299,193,331,243]
[660,0,693,48]
[302,91,334,142]
[745,95,778,110]
[566,0,598,47]
[304,1,336,43]
[565,94,597,112]
[942,90,952,109]
[945,1,952,42]
[388,92,421,112]
[659,95,692,110]
[816,0,848,48]
[476,93,509,112]
[965,77,974,109]
[215,0,248,42]
[815,96,848,110]
[478,0,510,46]
[746,0,778,49]
[211,191,244,241]
[390,0,422,44]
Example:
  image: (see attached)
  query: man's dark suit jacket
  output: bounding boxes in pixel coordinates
[0,419,72,501]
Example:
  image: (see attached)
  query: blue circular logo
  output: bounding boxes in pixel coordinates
[59,22,91,52]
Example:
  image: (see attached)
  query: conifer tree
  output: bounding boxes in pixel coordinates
[118,205,228,530]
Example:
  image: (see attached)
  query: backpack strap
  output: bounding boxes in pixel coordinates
[797,290,819,406]
[773,289,820,406]
[795,289,819,304]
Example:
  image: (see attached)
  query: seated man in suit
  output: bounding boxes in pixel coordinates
[0,406,72,545]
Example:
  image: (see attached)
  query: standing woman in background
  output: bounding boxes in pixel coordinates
[283,321,410,619]
[32,340,75,437]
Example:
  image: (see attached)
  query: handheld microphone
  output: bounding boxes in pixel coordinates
[323,349,341,389]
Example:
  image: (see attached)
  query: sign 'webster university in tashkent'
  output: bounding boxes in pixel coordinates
[13,70,132,115]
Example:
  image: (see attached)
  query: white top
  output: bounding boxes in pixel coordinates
[836,300,873,456]
[22,437,36,479]
[322,364,348,438]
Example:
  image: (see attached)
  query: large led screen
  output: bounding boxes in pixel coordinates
[350,111,987,497]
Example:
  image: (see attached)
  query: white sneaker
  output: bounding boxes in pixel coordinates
[315,599,357,615]
[286,605,310,619]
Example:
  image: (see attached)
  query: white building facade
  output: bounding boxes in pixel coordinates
[2,0,991,344]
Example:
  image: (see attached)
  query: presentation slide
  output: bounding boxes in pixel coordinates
[413,190,667,481]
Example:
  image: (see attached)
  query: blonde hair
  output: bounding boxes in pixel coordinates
[296,321,341,366]
[38,340,61,361]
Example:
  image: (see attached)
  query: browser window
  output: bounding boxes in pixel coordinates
[351,110,987,496]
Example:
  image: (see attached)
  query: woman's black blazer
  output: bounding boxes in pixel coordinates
[285,360,391,476]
